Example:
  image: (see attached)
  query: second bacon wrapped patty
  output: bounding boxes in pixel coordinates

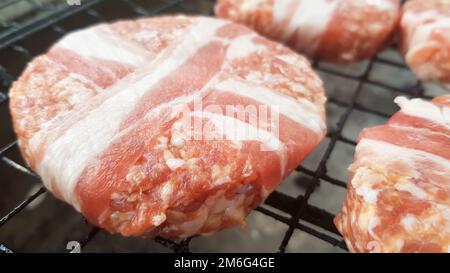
[335,95,450,253]
[400,0,450,85]
[215,0,401,63]
[9,16,326,239]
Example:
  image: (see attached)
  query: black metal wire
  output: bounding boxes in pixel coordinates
[0,0,103,49]
[0,0,431,253]
[79,227,100,250]
[0,186,46,227]
[0,0,25,10]
[0,243,14,253]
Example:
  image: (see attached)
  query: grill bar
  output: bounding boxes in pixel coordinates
[0,243,14,253]
[0,186,46,227]
[0,0,103,49]
[255,206,347,250]
[0,0,434,253]
[79,227,99,251]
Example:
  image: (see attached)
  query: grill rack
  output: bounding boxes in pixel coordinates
[0,0,437,253]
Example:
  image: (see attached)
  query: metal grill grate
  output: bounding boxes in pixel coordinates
[0,0,441,253]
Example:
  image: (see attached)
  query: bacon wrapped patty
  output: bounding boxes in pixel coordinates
[335,95,450,253]
[400,0,450,85]
[215,0,401,63]
[9,16,326,239]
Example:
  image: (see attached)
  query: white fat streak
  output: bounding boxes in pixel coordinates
[276,54,300,66]
[58,25,150,66]
[394,96,450,128]
[68,73,101,92]
[444,209,450,221]
[239,0,265,12]
[368,216,381,241]
[279,0,338,53]
[152,213,166,226]
[356,185,379,204]
[35,19,227,208]
[226,34,265,59]
[394,180,428,200]
[165,158,185,171]
[191,111,287,176]
[366,0,398,11]
[273,0,292,24]
[215,78,325,133]
[134,30,158,42]
[401,214,418,232]
[214,176,232,186]
[358,139,450,174]
[444,107,450,124]
[352,167,382,204]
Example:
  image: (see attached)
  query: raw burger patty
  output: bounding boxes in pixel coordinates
[9,16,327,239]
[215,0,401,63]
[400,0,450,85]
[335,95,450,253]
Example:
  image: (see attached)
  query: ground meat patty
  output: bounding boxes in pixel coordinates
[335,95,450,253]
[215,0,401,63]
[9,16,326,239]
[400,0,450,85]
